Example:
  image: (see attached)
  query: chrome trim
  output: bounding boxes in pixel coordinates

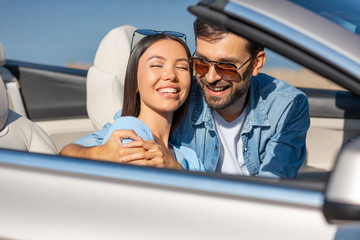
[225,1,360,79]
[0,149,324,208]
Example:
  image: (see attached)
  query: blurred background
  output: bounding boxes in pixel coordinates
[0,0,343,90]
[0,0,197,68]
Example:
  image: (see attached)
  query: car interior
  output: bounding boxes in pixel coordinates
[0,54,57,154]
[1,1,360,238]
[1,25,360,180]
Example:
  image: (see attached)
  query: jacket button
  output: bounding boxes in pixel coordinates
[244,147,248,152]
[215,145,218,150]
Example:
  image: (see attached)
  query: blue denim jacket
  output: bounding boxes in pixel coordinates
[171,73,310,178]
[74,116,205,171]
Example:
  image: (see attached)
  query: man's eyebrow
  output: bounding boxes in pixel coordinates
[195,51,239,63]
[194,52,208,60]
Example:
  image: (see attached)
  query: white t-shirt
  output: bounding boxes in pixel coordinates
[213,108,250,175]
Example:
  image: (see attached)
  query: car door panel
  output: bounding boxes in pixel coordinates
[0,150,337,240]
[5,60,94,150]
[300,88,360,172]
[5,60,88,121]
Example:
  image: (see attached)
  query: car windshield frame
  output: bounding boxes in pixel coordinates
[289,0,360,36]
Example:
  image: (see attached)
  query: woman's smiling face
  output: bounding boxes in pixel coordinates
[137,39,191,115]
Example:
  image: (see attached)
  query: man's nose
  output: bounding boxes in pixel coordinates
[205,64,221,83]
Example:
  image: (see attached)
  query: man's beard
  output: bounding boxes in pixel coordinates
[198,67,252,110]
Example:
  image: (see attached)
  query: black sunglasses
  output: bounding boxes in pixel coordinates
[191,55,255,80]
[130,29,187,51]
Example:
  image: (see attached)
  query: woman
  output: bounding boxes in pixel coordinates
[79,33,203,171]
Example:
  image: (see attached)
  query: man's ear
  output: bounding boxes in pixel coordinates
[251,51,266,76]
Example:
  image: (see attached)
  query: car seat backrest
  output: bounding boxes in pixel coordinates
[86,25,142,130]
[0,44,9,130]
[0,74,58,154]
[0,73,9,130]
[0,42,5,66]
[0,43,27,117]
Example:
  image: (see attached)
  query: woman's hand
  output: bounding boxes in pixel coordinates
[60,130,145,162]
[92,130,145,162]
[119,140,183,169]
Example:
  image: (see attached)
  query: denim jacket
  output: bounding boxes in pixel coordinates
[74,115,205,171]
[171,73,310,178]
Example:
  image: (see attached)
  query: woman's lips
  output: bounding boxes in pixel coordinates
[156,87,180,98]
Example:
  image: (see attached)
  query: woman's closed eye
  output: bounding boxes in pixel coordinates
[176,65,189,71]
[150,64,164,68]
[148,56,165,68]
[175,61,190,71]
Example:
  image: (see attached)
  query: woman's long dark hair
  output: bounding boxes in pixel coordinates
[121,33,192,136]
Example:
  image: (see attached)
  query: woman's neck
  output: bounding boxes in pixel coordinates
[137,109,173,148]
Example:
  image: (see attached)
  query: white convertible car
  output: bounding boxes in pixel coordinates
[0,0,360,239]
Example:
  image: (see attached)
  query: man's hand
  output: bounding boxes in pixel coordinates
[60,130,145,162]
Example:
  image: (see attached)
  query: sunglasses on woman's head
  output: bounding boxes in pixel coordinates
[130,29,187,51]
[191,55,255,80]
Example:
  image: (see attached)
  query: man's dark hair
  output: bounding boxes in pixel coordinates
[193,18,264,55]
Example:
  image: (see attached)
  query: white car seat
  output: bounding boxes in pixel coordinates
[0,43,27,117]
[86,25,142,130]
[0,49,58,154]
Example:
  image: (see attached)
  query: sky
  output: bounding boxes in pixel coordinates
[0,0,198,66]
[0,0,297,69]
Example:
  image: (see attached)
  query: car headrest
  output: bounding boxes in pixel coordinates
[0,74,9,130]
[86,25,142,130]
[0,43,6,66]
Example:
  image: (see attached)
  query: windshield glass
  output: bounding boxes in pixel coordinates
[290,0,360,36]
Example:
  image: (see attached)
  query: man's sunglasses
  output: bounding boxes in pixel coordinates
[130,29,187,51]
[191,55,255,80]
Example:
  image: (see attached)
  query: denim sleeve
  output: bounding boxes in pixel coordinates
[101,117,154,145]
[74,123,112,147]
[172,144,206,172]
[258,94,310,178]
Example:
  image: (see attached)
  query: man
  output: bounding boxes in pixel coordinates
[61,19,310,178]
[170,19,309,177]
